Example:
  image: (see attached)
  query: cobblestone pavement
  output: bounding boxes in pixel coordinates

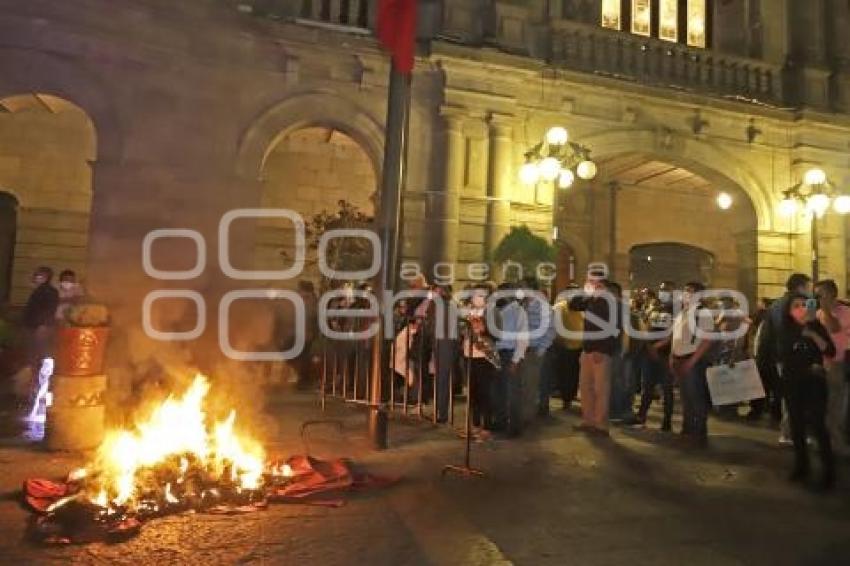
[0,393,849,565]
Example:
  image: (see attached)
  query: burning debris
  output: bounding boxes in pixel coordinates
[23,374,398,544]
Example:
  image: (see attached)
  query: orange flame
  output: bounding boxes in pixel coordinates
[76,374,264,507]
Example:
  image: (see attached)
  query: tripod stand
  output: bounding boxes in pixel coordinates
[442,322,485,479]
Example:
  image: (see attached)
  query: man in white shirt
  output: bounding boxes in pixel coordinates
[668,282,715,445]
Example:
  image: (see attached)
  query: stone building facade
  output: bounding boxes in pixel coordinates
[1,0,850,400]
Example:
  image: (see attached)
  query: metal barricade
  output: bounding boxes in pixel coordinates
[318,311,466,432]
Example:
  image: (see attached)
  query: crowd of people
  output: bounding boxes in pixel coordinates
[16,262,847,491]
[316,268,850,492]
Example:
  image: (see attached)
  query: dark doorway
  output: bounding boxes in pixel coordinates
[629,242,715,289]
[0,193,17,303]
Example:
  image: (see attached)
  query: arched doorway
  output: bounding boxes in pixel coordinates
[0,192,17,303]
[555,152,758,300]
[629,243,715,289]
[0,94,96,304]
[254,126,378,284]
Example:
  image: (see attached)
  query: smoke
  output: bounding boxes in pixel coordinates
[103,282,288,443]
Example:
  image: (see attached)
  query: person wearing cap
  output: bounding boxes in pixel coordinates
[569,265,618,435]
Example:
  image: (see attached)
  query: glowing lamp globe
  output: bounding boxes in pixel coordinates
[576,160,598,180]
[717,192,732,210]
[519,162,540,185]
[545,126,569,147]
[778,198,798,217]
[539,157,562,182]
[834,195,850,214]
[806,193,830,218]
[804,168,827,186]
[559,169,575,189]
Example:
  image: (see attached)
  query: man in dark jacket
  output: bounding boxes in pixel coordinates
[755,273,812,436]
[22,266,59,394]
[569,266,618,435]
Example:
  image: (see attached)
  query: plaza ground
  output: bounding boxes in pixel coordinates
[0,391,848,566]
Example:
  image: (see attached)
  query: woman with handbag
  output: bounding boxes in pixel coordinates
[779,293,836,490]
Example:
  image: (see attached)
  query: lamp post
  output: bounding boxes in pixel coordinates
[778,168,850,282]
[519,126,596,291]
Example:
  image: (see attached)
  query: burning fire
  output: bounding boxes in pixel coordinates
[73,374,265,512]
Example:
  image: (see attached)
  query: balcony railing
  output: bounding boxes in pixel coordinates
[550,19,784,105]
[297,0,375,30]
[232,1,376,30]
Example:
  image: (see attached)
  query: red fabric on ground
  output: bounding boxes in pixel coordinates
[267,455,400,506]
[23,478,68,513]
[23,456,400,543]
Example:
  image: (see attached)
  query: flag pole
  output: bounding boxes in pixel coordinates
[368,62,411,450]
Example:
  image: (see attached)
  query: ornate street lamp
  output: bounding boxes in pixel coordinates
[519,126,596,291]
[520,127,596,189]
[778,168,850,281]
[519,126,597,242]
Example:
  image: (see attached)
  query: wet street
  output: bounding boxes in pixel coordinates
[0,392,849,565]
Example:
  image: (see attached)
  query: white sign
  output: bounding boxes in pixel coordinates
[706,359,765,406]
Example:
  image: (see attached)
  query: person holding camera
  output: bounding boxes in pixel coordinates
[780,292,836,490]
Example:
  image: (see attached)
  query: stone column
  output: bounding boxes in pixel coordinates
[830,0,850,111]
[486,114,513,264]
[760,0,790,64]
[434,107,465,268]
[790,0,831,108]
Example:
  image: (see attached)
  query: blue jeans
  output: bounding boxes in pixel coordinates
[681,359,711,437]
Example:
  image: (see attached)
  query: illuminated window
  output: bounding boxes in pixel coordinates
[687,0,707,47]
[601,0,621,30]
[597,0,710,48]
[659,0,678,42]
[631,0,651,36]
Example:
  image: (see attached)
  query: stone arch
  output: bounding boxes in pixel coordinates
[580,128,772,231]
[0,92,98,303]
[254,126,379,283]
[0,47,122,162]
[236,90,384,183]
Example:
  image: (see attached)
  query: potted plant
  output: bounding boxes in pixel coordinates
[55,300,110,377]
[492,225,556,282]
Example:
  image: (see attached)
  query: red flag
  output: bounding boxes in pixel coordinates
[376,0,417,74]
